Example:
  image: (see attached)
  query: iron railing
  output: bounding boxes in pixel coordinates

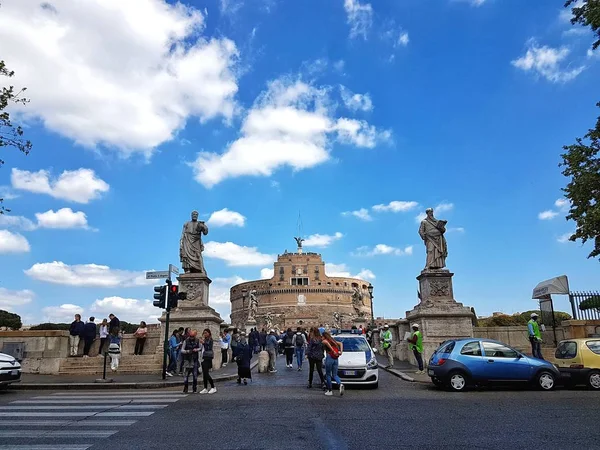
[569,291,600,321]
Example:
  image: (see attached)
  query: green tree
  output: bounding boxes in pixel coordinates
[0,310,22,330]
[565,0,600,50]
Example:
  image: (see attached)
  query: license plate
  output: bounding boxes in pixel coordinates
[343,370,357,376]
[428,369,434,376]
[10,370,18,376]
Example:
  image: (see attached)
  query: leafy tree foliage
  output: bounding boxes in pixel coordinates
[565,0,600,50]
[579,294,600,312]
[0,309,22,330]
[477,310,571,327]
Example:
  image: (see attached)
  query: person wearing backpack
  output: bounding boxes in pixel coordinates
[284,328,295,368]
[322,331,344,396]
[292,327,306,371]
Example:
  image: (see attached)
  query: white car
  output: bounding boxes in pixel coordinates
[333,333,379,388]
[0,352,21,389]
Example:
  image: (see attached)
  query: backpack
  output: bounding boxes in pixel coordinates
[295,334,304,347]
[285,334,294,346]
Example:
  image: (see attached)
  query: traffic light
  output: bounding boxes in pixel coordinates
[153,285,166,309]
[168,284,179,310]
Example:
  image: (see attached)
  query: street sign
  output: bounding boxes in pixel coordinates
[169,264,180,275]
[146,271,169,280]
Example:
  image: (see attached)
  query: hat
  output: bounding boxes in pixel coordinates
[531,313,538,318]
[384,324,389,328]
[411,323,419,328]
[269,329,275,333]
[240,331,247,336]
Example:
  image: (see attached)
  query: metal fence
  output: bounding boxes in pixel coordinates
[569,291,600,320]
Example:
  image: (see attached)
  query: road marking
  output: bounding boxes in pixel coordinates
[0,446,92,450]
[48,391,183,395]
[0,411,153,417]
[0,430,118,438]
[35,395,184,400]
[0,420,137,426]
[14,399,179,404]
[96,411,154,417]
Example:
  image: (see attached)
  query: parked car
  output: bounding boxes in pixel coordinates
[551,338,600,390]
[428,338,560,392]
[0,352,21,389]
[332,333,379,388]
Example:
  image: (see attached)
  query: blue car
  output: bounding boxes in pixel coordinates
[428,338,560,392]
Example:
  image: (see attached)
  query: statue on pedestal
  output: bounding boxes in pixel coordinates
[418,208,448,270]
[352,287,364,317]
[180,210,209,275]
[248,290,258,322]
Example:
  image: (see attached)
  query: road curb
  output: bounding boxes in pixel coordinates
[384,367,415,382]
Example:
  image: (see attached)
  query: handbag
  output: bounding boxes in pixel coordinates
[203,349,214,358]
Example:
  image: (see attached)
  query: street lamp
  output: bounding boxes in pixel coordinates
[367,284,374,328]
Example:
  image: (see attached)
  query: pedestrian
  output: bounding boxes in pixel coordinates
[366,327,373,347]
[134,321,148,355]
[259,328,267,351]
[230,328,240,363]
[306,327,326,389]
[318,324,326,335]
[248,328,256,354]
[108,335,121,372]
[266,329,278,373]
[220,331,230,367]
[292,327,306,371]
[98,318,109,356]
[528,313,544,359]
[380,324,394,368]
[82,317,97,358]
[68,314,84,357]
[284,328,295,368]
[322,331,344,396]
[252,328,261,354]
[199,328,217,394]
[180,330,200,393]
[166,329,181,377]
[108,313,120,336]
[234,331,253,385]
[407,323,424,374]
[177,327,188,375]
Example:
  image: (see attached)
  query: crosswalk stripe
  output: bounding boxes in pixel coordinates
[0,405,168,410]
[0,411,153,417]
[0,420,137,426]
[96,411,154,417]
[35,395,184,400]
[0,430,118,438]
[48,391,182,395]
[0,446,92,450]
[14,399,179,404]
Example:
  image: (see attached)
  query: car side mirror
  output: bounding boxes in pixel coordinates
[517,353,523,359]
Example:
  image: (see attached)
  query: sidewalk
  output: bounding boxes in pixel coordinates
[376,355,430,384]
[11,360,258,390]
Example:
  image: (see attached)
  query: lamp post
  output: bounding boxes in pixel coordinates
[241,288,247,328]
[367,283,374,328]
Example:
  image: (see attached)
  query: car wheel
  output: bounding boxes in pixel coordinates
[431,377,444,388]
[447,371,468,392]
[536,371,556,391]
[587,370,600,390]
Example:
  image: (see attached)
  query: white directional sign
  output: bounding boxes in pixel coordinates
[145,271,169,280]
[169,264,180,275]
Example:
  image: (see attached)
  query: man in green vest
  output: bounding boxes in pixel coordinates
[407,323,424,374]
[380,324,394,368]
[528,313,544,359]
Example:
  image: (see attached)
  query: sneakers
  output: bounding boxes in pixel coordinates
[223,363,227,367]
[269,369,278,373]
[165,371,173,377]
[208,387,217,394]
[339,384,345,396]
[199,389,208,394]
[243,379,248,385]
[297,367,302,371]
[324,390,333,396]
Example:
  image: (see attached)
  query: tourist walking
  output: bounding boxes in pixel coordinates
[307,327,326,389]
[134,321,148,355]
[69,314,84,357]
[108,335,121,372]
[528,313,544,359]
[407,323,424,374]
[380,324,394,368]
[234,331,253,385]
[220,331,230,367]
[108,314,120,336]
[180,330,200,393]
[259,328,267,351]
[200,329,217,394]
[82,317,97,357]
[166,329,181,377]
[266,329,278,373]
[177,327,189,375]
[284,328,295,368]
[98,319,109,356]
[322,331,344,396]
[230,328,240,363]
[292,327,306,371]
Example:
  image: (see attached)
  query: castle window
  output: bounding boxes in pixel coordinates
[291,277,309,286]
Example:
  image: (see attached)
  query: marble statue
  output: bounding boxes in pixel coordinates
[332,312,341,330]
[180,210,209,275]
[248,290,258,322]
[352,287,364,317]
[418,208,448,270]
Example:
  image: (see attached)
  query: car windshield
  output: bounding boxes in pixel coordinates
[334,337,370,352]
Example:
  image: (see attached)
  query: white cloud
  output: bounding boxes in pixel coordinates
[398,32,410,47]
[415,203,454,223]
[90,297,161,324]
[0,215,36,231]
[555,198,570,212]
[355,244,413,256]
[344,0,373,39]
[260,268,274,279]
[210,276,246,306]
[303,232,344,248]
[0,230,30,253]
[342,208,373,221]
[557,232,573,243]
[35,208,90,229]
[372,200,418,213]
[355,269,376,280]
[42,303,83,323]
[24,262,154,287]
[587,48,599,59]
[189,78,390,187]
[0,1,238,154]
[0,186,19,201]
[0,288,35,310]
[207,208,246,227]
[325,263,375,280]
[512,40,585,83]
[538,210,559,220]
[448,227,465,233]
[333,60,346,73]
[11,168,109,204]
[204,241,275,267]
[340,86,373,112]
[220,0,244,16]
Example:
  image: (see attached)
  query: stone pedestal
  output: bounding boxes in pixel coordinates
[406,269,473,367]
[245,319,257,334]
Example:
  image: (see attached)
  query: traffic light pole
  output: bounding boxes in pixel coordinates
[161,274,173,381]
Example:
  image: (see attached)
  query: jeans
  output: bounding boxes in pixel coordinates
[134,338,146,355]
[183,361,199,392]
[221,349,228,366]
[267,349,277,371]
[201,358,214,389]
[98,337,108,355]
[168,349,179,372]
[285,348,294,366]
[530,337,544,359]
[83,339,94,356]
[69,335,80,356]
[413,348,424,371]
[295,347,305,368]
[308,357,325,386]
[325,355,341,391]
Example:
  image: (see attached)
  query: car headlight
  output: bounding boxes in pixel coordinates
[367,357,378,369]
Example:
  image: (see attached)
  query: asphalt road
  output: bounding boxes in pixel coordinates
[1,355,599,450]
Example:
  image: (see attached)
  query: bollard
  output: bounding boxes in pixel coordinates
[95,351,113,383]
[257,350,269,373]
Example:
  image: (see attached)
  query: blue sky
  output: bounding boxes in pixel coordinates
[0,0,598,325]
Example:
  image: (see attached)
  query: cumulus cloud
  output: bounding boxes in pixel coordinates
[344,0,373,39]
[24,262,154,287]
[342,208,373,222]
[35,208,90,229]
[355,244,413,256]
[11,168,109,203]
[372,201,418,213]
[303,232,344,248]
[260,268,274,279]
[538,210,559,220]
[189,78,390,187]
[0,230,30,253]
[512,40,585,83]
[42,303,83,323]
[0,0,239,154]
[340,86,373,112]
[0,288,35,309]
[325,263,375,280]
[355,269,376,280]
[204,241,275,266]
[415,202,454,223]
[210,276,246,306]
[0,215,37,231]
[90,297,161,323]
[207,208,246,227]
